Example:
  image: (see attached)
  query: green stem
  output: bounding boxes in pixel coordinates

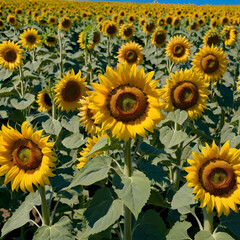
[58,29,63,78]
[203,208,213,234]
[124,139,132,240]
[52,98,56,119]
[107,37,111,66]
[19,65,24,97]
[39,186,50,226]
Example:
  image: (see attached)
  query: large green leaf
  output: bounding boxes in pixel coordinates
[10,93,35,110]
[147,189,170,208]
[214,232,235,240]
[62,133,86,149]
[171,183,195,214]
[85,137,108,157]
[1,192,41,238]
[42,119,62,136]
[166,109,188,125]
[160,126,188,148]
[195,231,214,240]
[33,216,73,240]
[139,142,164,155]
[61,115,80,133]
[166,221,192,240]
[67,156,112,188]
[112,170,151,219]
[80,188,122,238]
[132,210,167,240]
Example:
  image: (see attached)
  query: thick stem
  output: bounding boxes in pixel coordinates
[107,37,111,66]
[203,208,213,234]
[52,98,56,120]
[39,186,50,226]
[124,139,132,240]
[19,65,24,97]
[58,29,63,78]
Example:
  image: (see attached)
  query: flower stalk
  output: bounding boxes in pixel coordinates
[203,208,213,234]
[123,139,132,240]
[39,185,50,226]
[58,29,63,78]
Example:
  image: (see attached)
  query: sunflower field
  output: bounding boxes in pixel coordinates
[0,0,240,239]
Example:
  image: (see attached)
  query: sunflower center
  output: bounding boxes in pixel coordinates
[155,32,166,44]
[125,50,138,63]
[93,32,100,43]
[172,44,185,57]
[207,34,220,46]
[146,22,155,32]
[12,139,43,171]
[62,80,81,102]
[201,54,219,73]
[0,21,4,27]
[62,19,71,28]
[199,159,236,196]
[123,28,132,37]
[44,93,52,106]
[108,85,148,122]
[171,81,199,110]
[9,17,16,24]
[106,25,117,35]
[3,48,17,62]
[47,37,56,43]
[26,34,36,44]
[87,108,94,119]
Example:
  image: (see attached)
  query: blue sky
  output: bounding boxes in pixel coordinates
[90,0,240,5]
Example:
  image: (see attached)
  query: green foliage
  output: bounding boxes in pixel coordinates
[67,156,112,188]
[10,93,35,110]
[33,216,74,240]
[166,221,192,240]
[112,170,151,219]
[1,192,41,238]
[80,188,122,238]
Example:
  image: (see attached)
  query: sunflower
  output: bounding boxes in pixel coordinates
[117,41,143,65]
[222,26,238,46]
[185,141,240,217]
[159,69,210,120]
[96,15,104,23]
[203,29,221,47]
[78,95,101,135]
[7,14,17,25]
[142,19,156,35]
[0,19,5,30]
[20,28,41,50]
[36,90,52,112]
[173,17,181,28]
[54,69,87,113]
[157,17,165,27]
[58,17,72,31]
[151,28,167,48]
[119,24,134,40]
[0,40,23,70]
[102,21,118,37]
[77,32,85,50]
[45,36,57,47]
[0,122,56,192]
[220,16,229,25]
[192,45,228,83]
[127,14,136,24]
[166,35,192,63]
[47,16,58,26]
[77,134,108,169]
[89,62,165,142]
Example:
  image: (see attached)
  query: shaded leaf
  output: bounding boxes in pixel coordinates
[62,133,85,149]
[112,170,151,219]
[166,221,192,240]
[10,93,35,110]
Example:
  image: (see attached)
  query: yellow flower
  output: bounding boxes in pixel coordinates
[44,36,57,47]
[77,134,108,169]
[203,29,221,47]
[54,69,87,113]
[119,24,134,40]
[78,95,101,135]
[192,45,228,83]
[166,35,192,63]
[117,41,143,65]
[20,28,41,50]
[36,90,52,112]
[0,40,23,70]
[185,141,240,217]
[89,62,165,142]
[7,14,17,25]
[151,28,167,48]
[58,17,72,31]
[102,21,118,37]
[0,19,5,30]
[222,26,238,46]
[159,69,210,120]
[142,19,156,35]
[0,122,56,192]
